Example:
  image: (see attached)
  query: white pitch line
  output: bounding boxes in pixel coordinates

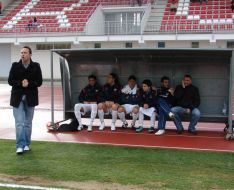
[0,183,68,190]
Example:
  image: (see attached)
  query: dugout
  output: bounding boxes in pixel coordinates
[50,48,234,132]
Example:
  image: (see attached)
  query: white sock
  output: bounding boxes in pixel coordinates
[90,104,97,126]
[138,111,144,126]
[112,110,118,124]
[98,109,104,124]
[132,113,139,125]
[90,104,97,120]
[118,112,126,123]
[150,112,156,127]
[74,104,82,124]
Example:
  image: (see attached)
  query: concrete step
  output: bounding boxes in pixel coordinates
[146,22,161,26]
[155,1,168,5]
[151,9,165,13]
[153,4,166,8]
[150,12,164,16]
[148,18,162,22]
[143,0,168,33]
[1,0,22,16]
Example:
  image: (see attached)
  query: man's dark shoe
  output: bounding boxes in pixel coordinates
[177,128,184,134]
[131,122,136,130]
[121,122,128,129]
[148,126,155,133]
[188,129,197,135]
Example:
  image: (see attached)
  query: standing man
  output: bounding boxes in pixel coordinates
[171,75,201,134]
[155,76,175,135]
[8,46,43,154]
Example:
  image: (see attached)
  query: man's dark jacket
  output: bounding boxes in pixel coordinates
[138,88,157,108]
[174,84,200,110]
[78,83,103,103]
[102,83,121,104]
[8,60,43,107]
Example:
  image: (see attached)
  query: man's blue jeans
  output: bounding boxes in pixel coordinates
[171,106,201,131]
[13,95,35,149]
[157,98,172,130]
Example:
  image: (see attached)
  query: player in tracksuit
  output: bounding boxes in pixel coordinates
[117,75,140,129]
[135,79,157,133]
[155,76,175,135]
[74,75,103,132]
[97,73,121,131]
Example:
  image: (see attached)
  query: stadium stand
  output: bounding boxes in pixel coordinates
[160,0,234,32]
[0,0,150,33]
[0,0,233,33]
[0,0,99,33]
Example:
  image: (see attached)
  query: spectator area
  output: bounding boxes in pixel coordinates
[161,0,234,31]
[0,0,234,33]
[0,0,138,33]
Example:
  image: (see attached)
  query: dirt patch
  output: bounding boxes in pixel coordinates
[0,173,168,190]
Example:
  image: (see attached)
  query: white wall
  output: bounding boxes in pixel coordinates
[0,44,11,78]
[1,0,14,10]
[0,40,229,79]
[11,44,61,80]
[78,40,224,49]
[86,5,105,35]
[216,40,228,48]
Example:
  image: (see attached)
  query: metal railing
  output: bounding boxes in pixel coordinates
[145,21,234,34]
[104,20,141,35]
[0,20,234,37]
[98,0,152,7]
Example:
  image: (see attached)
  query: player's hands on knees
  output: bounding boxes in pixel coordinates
[105,101,114,108]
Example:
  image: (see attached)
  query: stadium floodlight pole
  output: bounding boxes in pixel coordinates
[50,50,55,125]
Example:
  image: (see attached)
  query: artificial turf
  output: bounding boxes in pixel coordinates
[0,139,234,190]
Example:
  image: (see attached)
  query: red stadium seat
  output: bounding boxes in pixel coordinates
[160,0,234,32]
[0,0,105,33]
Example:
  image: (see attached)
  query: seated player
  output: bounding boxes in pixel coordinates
[117,75,140,129]
[135,79,157,133]
[74,75,102,132]
[97,73,121,131]
[171,74,201,134]
[155,76,175,135]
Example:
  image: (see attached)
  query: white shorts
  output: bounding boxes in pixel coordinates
[140,107,155,117]
[123,104,139,114]
[75,103,97,115]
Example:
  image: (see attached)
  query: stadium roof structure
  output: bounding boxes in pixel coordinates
[1,32,234,45]
[1,0,234,44]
